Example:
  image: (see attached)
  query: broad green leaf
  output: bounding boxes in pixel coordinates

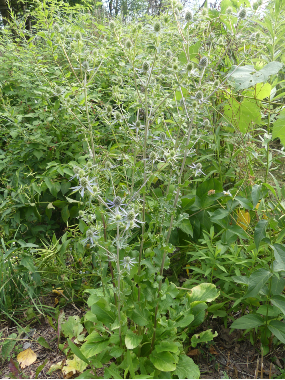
[245,269,272,298]
[255,83,271,100]
[37,337,51,350]
[273,244,285,272]
[251,184,262,208]
[131,308,151,327]
[91,303,115,325]
[149,351,177,372]
[155,341,179,353]
[67,338,89,366]
[174,313,194,328]
[271,295,285,316]
[188,283,219,303]
[125,330,143,349]
[254,220,268,252]
[268,320,285,344]
[173,355,200,379]
[256,305,281,317]
[271,276,285,295]
[61,205,70,223]
[179,219,193,237]
[191,329,218,348]
[2,333,17,361]
[33,150,44,160]
[231,314,264,329]
[20,256,36,272]
[272,108,285,146]
[81,340,109,358]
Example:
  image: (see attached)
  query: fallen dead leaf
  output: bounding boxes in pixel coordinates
[17,348,37,369]
[209,346,218,354]
[61,356,88,376]
[187,349,200,356]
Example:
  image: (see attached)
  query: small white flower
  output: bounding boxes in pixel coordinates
[70,176,98,197]
[188,163,205,176]
[223,191,232,197]
[121,256,137,273]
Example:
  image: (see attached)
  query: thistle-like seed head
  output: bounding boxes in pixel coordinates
[80,177,88,187]
[199,56,208,67]
[195,91,203,100]
[109,21,115,29]
[154,22,161,33]
[185,10,193,22]
[115,213,122,222]
[172,63,178,71]
[82,61,89,71]
[203,119,210,127]
[79,210,84,217]
[196,163,202,170]
[125,39,132,49]
[142,61,150,73]
[166,49,172,58]
[126,210,135,221]
[160,132,167,140]
[163,15,169,23]
[149,151,157,161]
[192,100,198,108]
[74,31,82,41]
[86,229,93,238]
[213,79,220,87]
[92,185,99,195]
[252,1,259,10]
[54,86,62,95]
[106,105,112,113]
[79,169,85,178]
[255,32,261,39]
[187,62,194,71]
[74,166,80,174]
[105,161,112,169]
[113,196,122,207]
[135,120,141,128]
[115,111,121,121]
[201,8,208,16]
[226,6,233,14]
[238,8,247,19]
[86,161,92,168]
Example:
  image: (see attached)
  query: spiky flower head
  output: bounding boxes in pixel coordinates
[105,161,112,170]
[80,177,89,188]
[109,21,115,30]
[187,62,194,72]
[53,23,61,33]
[252,1,259,10]
[172,62,178,71]
[79,169,85,178]
[163,15,169,23]
[195,91,203,101]
[196,163,202,170]
[125,39,132,49]
[201,8,208,16]
[142,61,150,73]
[126,209,136,221]
[82,61,89,71]
[106,105,112,114]
[86,161,93,169]
[177,3,183,10]
[199,56,208,68]
[135,120,141,128]
[226,6,233,14]
[192,128,197,135]
[74,31,82,41]
[154,22,161,33]
[113,196,122,208]
[79,210,84,217]
[137,23,142,31]
[166,49,172,58]
[54,86,62,95]
[160,132,167,140]
[92,184,100,196]
[149,151,157,162]
[115,111,121,121]
[185,10,193,22]
[192,100,198,109]
[255,32,261,39]
[213,79,220,87]
[238,8,247,19]
[203,119,210,127]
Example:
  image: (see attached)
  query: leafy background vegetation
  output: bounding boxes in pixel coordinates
[1,0,285,377]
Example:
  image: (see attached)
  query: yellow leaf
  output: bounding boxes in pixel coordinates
[52,288,64,296]
[17,348,37,369]
[61,356,88,376]
[186,265,190,277]
[236,209,250,230]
